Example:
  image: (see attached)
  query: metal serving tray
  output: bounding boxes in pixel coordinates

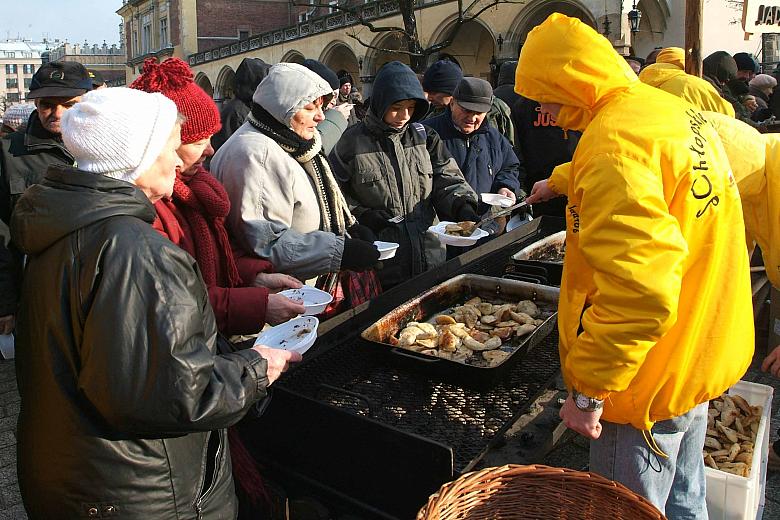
[360,274,559,387]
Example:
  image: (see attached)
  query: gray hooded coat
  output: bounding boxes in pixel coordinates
[211,63,343,281]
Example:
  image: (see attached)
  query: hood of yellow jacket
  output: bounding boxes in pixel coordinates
[638,62,686,89]
[655,47,685,69]
[514,13,639,132]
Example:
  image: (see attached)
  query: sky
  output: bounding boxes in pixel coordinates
[0,0,124,45]
[0,0,765,59]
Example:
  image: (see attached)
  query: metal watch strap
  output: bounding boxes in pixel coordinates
[572,390,604,412]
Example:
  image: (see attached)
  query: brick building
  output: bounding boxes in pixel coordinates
[48,41,126,86]
[117,0,306,83]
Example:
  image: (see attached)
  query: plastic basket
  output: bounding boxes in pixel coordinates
[417,464,666,519]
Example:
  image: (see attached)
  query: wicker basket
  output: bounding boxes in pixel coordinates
[417,464,666,520]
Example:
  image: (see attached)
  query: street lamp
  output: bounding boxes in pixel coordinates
[627,1,642,34]
[497,34,504,53]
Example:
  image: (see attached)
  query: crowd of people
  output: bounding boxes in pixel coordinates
[0,11,778,519]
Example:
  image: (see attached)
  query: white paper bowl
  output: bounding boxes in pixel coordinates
[254,316,319,355]
[374,241,399,260]
[481,193,514,207]
[279,286,333,315]
[428,221,489,247]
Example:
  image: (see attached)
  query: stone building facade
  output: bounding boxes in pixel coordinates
[48,42,126,86]
[184,0,685,102]
[117,0,318,82]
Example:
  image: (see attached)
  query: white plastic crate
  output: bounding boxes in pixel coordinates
[705,380,773,520]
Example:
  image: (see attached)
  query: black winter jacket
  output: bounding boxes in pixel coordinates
[424,108,522,212]
[0,112,73,316]
[510,96,580,217]
[11,167,269,519]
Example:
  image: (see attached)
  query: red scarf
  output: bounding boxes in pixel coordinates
[154,166,241,287]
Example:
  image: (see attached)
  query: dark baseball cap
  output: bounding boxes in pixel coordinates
[27,61,92,99]
[87,69,106,88]
[453,77,493,113]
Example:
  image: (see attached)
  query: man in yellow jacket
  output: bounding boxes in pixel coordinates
[518,14,754,516]
[638,47,736,117]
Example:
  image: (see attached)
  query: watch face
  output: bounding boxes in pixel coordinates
[575,393,590,409]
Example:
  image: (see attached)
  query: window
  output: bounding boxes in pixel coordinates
[5,64,17,74]
[133,30,139,56]
[142,13,152,54]
[24,78,31,89]
[239,30,249,40]
[23,64,34,74]
[7,93,19,102]
[160,18,169,47]
[6,78,18,89]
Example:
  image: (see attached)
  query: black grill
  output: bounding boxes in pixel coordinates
[279,332,561,473]
[241,216,567,519]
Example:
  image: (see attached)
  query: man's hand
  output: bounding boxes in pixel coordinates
[332,103,353,120]
[762,345,780,377]
[265,294,305,325]
[497,187,517,203]
[251,345,303,385]
[0,315,14,335]
[560,394,603,439]
[253,273,302,292]
[525,179,558,204]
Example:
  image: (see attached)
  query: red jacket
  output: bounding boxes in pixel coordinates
[153,170,273,336]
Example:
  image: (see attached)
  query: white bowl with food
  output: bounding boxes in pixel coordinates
[279,286,333,315]
[428,221,489,247]
[480,193,514,207]
[374,241,399,260]
[254,316,319,355]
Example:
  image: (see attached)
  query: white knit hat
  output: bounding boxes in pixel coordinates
[61,87,179,183]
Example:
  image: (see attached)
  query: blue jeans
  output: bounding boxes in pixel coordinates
[589,402,709,519]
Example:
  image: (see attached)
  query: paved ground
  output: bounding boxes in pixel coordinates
[0,359,24,520]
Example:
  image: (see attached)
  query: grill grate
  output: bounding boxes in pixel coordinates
[278,331,561,473]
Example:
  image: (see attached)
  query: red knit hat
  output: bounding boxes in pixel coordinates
[130,57,221,144]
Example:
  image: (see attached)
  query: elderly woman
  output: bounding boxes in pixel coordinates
[10,87,300,518]
[130,57,303,335]
[211,63,379,297]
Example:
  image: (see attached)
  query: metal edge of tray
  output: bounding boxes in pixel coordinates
[360,274,559,377]
[512,230,566,262]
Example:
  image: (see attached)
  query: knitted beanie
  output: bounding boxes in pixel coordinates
[130,57,221,144]
[1,103,35,131]
[750,73,777,90]
[61,88,179,183]
[302,59,340,90]
[422,60,463,95]
[733,52,759,73]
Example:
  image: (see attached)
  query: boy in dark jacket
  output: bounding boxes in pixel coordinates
[329,61,478,288]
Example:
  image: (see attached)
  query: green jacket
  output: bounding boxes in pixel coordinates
[330,111,477,287]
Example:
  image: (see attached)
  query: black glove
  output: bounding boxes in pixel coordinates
[346,223,377,242]
[341,238,381,271]
[452,197,480,222]
[359,209,393,232]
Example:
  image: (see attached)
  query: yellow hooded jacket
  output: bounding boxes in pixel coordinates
[706,111,780,288]
[638,47,735,117]
[515,14,754,430]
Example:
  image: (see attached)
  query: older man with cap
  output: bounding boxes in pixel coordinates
[0,60,92,335]
[425,77,522,212]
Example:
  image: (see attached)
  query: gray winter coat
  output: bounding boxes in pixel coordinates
[211,63,344,281]
[329,61,477,288]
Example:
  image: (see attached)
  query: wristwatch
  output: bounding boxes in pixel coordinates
[572,390,604,412]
